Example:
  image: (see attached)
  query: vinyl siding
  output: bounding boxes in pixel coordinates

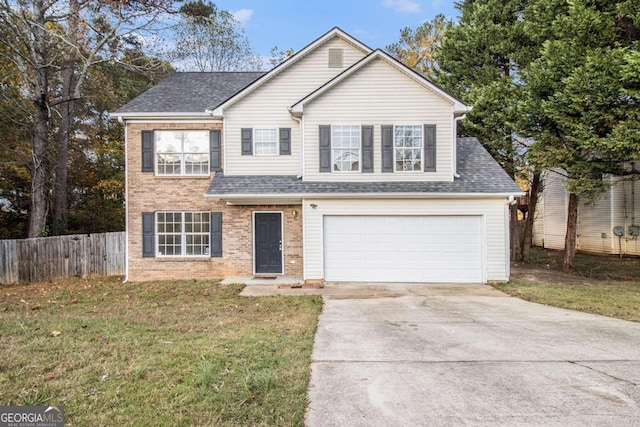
[533,171,640,255]
[303,58,454,181]
[577,179,614,254]
[611,176,640,255]
[535,170,568,250]
[224,36,367,176]
[303,198,510,283]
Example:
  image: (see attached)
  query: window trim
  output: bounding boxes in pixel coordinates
[331,124,362,173]
[154,130,210,177]
[155,211,211,258]
[392,124,423,173]
[253,127,279,156]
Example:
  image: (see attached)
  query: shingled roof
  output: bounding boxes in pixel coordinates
[206,138,522,197]
[115,72,265,114]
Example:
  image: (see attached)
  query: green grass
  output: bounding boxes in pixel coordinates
[504,247,640,322]
[0,278,322,426]
[495,280,640,322]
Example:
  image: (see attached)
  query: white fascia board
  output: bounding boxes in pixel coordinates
[211,28,372,115]
[205,191,525,201]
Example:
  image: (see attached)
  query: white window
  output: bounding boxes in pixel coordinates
[156,212,210,257]
[156,131,209,175]
[394,125,422,172]
[254,128,278,156]
[332,125,360,172]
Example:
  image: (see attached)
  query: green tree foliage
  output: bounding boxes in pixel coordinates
[0,0,174,237]
[436,0,533,177]
[521,0,640,268]
[0,54,170,239]
[435,0,534,261]
[386,14,450,79]
[172,1,262,71]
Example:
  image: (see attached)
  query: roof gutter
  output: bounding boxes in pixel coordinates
[205,191,525,200]
[109,112,215,121]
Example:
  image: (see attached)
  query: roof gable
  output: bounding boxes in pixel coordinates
[290,49,469,115]
[208,27,372,116]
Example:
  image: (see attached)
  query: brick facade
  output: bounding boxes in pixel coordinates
[127,122,303,282]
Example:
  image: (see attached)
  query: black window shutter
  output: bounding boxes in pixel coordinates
[210,212,222,257]
[210,130,222,171]
[141,130,154,172]
[142,212,154,257]
[279,128,291,155]
[381,125,394,173]
[319,125,331,172]
[361,125,374,173]
[241,128,253,155]
[424,124,436,172]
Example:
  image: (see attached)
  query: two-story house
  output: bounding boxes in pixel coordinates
[112,28,522,285]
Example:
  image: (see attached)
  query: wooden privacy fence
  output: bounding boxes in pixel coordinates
[0,232,125,285]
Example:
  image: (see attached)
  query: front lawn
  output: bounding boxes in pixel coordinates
[0,278,322,426]
[502,248,640,322]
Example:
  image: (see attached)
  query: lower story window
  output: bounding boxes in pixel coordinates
[156,211,210,256]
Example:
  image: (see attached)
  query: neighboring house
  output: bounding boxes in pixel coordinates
[533,169,640,256]
[112,28,522,285]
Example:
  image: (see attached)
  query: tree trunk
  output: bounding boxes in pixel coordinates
[29,91,50,238]
[521,172,541,262]
[563,192,579,271]
[27,2,51,238]
[52,0,80,235]
[510,203,521,261]
[52,64,75,235]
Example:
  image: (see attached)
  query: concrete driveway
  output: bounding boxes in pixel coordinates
[306,285,640,426]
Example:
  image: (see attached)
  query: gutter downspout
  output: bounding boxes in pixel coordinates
[118,115,129,283]
[453,113,467,179]
[289,111,305,280]
[289,109,304,179]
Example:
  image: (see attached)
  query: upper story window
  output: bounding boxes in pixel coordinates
[394,125,423,172]
[254,128,278,155]
[332,125,360,172]
[156,211,210,257]
[156,130,209,176]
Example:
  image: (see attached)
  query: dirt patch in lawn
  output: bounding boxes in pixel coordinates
[512,247,640,283]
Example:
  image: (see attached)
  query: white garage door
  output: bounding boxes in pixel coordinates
[323,216,483,283]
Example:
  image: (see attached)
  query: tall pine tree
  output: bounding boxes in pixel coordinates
[521,0,640,269]
[436,0,536,260]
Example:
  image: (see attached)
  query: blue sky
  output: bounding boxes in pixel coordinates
[213,0,460,58]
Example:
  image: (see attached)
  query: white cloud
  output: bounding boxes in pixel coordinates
[382,0,423,13]
[232,9,254,26]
